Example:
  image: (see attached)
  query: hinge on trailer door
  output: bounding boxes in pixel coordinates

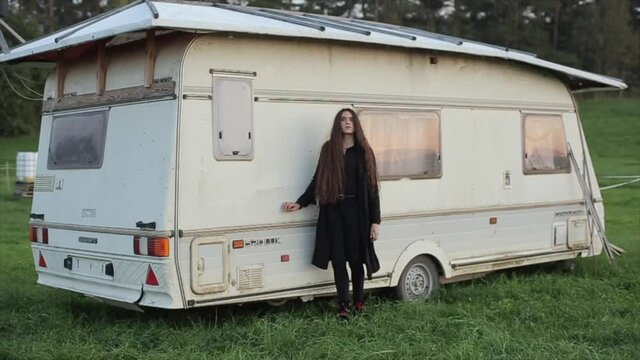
[30,213,45,220]
[135,221,156,230]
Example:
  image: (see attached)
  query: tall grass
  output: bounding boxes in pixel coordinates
[0,99,638,359]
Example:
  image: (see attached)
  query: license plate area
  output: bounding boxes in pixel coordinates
[64,256,113,280]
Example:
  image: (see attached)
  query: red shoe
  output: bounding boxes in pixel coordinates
[354,300,365,312]
[338,304,350,320]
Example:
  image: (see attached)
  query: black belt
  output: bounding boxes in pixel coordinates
[337,194,356,200]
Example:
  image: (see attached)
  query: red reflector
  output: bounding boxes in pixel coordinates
[145,265,159,286]
[29,227,37,242]
[38,251,47,268]
[281,254,290,262]
[489,217,497,225]
[42,228,49,244]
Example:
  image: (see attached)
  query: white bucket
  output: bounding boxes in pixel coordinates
[16,152,38,182]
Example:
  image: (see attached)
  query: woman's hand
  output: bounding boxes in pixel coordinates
[370,223,380,241]
[282,202,301,212]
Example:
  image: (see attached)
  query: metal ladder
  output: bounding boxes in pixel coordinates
[567,143,623,262]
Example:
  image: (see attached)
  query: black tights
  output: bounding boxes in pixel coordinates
[332,260,365,305]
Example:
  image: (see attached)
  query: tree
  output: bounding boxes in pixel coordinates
[0,0,130,135]
[594,0,639,85]
[1,0,638,136]
[0,10,48,136]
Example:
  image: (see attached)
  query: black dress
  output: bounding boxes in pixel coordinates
[327,146,361,264]
[296,142,381,280]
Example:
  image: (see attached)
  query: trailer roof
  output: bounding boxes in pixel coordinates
[0,0,626,91]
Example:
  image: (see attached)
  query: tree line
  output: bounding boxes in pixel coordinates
[0,0,638,135]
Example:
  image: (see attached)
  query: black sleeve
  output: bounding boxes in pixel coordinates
[368,184,381,224]
[297,144,328,208]
[296,168,317,208]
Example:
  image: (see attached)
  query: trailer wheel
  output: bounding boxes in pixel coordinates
[266,299,288,307]
[394,256,439,301]
[557,259,577,272]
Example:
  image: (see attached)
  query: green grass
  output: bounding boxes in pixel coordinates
[0,99,638,359]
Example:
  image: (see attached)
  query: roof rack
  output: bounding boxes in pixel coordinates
[55,0,153,43]
[350,18,537,56]
[212,3,325,32]
[144,0,159,19]
[393,27,463,46]
[256,10,371,36]
[340,18,416,41]
[347,18,460,46]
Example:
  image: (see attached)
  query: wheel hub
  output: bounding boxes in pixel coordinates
[404,265,430,299]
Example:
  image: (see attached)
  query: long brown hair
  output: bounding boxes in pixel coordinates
[315,108,379,204]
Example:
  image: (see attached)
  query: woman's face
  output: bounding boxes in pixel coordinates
[340,111,354,135]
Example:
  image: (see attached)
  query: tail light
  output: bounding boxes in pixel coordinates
[134,236,170,257]
[29,226,49,244]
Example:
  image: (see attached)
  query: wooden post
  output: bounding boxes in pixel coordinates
[144,30,156,88]
[4,161,9,192]
[56,52,67,99]
[96,41,107,96]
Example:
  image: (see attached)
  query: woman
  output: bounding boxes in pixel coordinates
[282,108,381,319]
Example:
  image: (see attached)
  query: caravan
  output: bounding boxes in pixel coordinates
[1,1,626,310]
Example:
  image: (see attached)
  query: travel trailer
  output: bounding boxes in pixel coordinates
[1,1,626,310]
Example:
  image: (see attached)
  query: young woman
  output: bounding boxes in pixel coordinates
[282,108,381,319]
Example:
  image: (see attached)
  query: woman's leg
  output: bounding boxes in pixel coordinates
[329,204,350,306]
[332,260,350,305]
[340,199,364,304]
[349,261,365,303]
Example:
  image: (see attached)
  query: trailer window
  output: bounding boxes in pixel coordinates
[48,110,108,169]
[212,72,254,161]
[522,114,570,174]
[359,110,441,179]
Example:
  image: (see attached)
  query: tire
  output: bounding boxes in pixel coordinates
[394,256,440,301]
[266,299,288,307]
[557,259,577,272]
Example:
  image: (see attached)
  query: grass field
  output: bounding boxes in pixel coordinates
[0,99,638,359]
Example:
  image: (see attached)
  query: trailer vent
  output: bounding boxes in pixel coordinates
[237,264,263,290]
[34,175,55,192]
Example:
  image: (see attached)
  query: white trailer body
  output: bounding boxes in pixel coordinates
[1,1,625,310]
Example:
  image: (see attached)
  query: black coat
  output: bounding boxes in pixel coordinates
[296,145,381,280]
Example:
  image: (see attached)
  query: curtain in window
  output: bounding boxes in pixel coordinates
[523,115,568,172]
[361,111,440,178]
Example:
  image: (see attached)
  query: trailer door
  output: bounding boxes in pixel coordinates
[190,236,229,294]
